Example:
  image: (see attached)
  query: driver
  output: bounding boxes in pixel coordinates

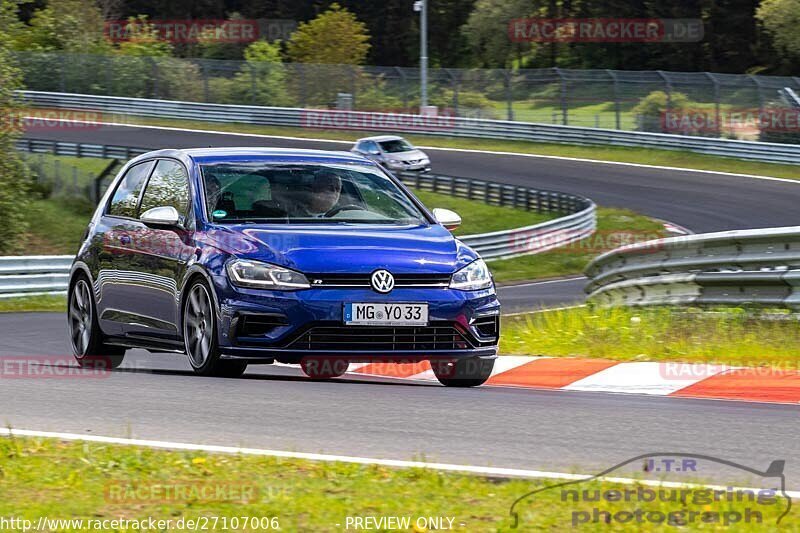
[307,171,342,216]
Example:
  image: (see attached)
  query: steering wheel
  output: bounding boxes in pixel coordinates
[324,204,368,217]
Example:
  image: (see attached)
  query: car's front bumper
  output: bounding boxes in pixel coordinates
[212,280,500,363]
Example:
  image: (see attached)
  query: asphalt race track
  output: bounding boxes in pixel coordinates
[2,313,800,489]
[23,122,800,307]
[5,123,800,489]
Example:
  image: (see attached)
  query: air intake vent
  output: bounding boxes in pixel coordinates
[287,322,472,351]
[471,315,499,339]
[238,314,287,337]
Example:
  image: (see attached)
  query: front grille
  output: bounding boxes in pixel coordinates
[287,322,472,351]
[307,273,451,288]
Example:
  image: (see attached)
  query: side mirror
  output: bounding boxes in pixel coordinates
[140,206,181,227]
[432,208,461,231]
[369,149,381,155]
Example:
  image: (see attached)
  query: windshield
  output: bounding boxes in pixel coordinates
[378,139,414,153]
[200,162,427,225]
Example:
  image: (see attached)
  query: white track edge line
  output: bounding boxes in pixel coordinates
[3,428,797,497]
[23,117,798,183]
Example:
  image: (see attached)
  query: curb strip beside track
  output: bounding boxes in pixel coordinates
[339,357,800,405]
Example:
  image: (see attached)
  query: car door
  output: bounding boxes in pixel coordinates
[120,159,196,340]
[94,160,156,337]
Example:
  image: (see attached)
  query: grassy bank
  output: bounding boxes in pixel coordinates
[0,294,67,313]
[0,435,792,531]
[53,112,800,179]
[409,189,555,236]
[501,305,800,366]
[489,207,667,283]
[22,198,94,256]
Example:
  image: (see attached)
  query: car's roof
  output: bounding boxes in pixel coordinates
[132,147,374,166]
[356,135,406,143]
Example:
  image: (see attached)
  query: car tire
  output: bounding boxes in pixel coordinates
[300,357,349,379]
[183,278,247,378]
[68,275,126,370]
[431,357,494,387]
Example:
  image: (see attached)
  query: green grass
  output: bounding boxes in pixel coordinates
[22,198,94,255]
[501,305,800,366]
[0,294,66,313]
[413,189,555,236]
[47,111,800,180]
[0,436,793,531]
[488,207,667,283]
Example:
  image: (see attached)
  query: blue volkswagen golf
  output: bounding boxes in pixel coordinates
[68,148,499,386]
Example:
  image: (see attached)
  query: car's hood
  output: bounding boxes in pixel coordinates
[383,149,428,161]
[201,223,476,274]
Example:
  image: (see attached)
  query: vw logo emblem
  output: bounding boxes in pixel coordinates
[371,270,395,293]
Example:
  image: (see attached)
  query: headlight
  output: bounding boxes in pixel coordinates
[227,259,310,290]
[449,259,493,291]
[386,160,404,168]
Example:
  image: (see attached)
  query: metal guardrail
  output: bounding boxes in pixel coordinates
[0,256,72,298]
[584,227,800,308]
[15,138,148,159]
[398,172,596,260]
[18,91,800,164]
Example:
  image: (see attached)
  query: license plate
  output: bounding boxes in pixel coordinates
[344,303,428,326]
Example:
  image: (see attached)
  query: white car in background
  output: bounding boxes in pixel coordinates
[351,135,431,173]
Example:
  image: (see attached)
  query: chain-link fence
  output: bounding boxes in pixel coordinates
[11,51,800,143]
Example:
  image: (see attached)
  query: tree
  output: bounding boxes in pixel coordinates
[286,3,371,65]
[0,28,31,254]
[221,41,289,106]
[757,0,800,59]
[462,0,541,68]
[9,0,110,54]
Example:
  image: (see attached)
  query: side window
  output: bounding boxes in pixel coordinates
[139,160,190,221]
[107,161,154,218]
[365,141,379,153]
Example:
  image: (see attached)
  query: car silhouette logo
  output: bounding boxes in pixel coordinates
[371,270,395,293]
